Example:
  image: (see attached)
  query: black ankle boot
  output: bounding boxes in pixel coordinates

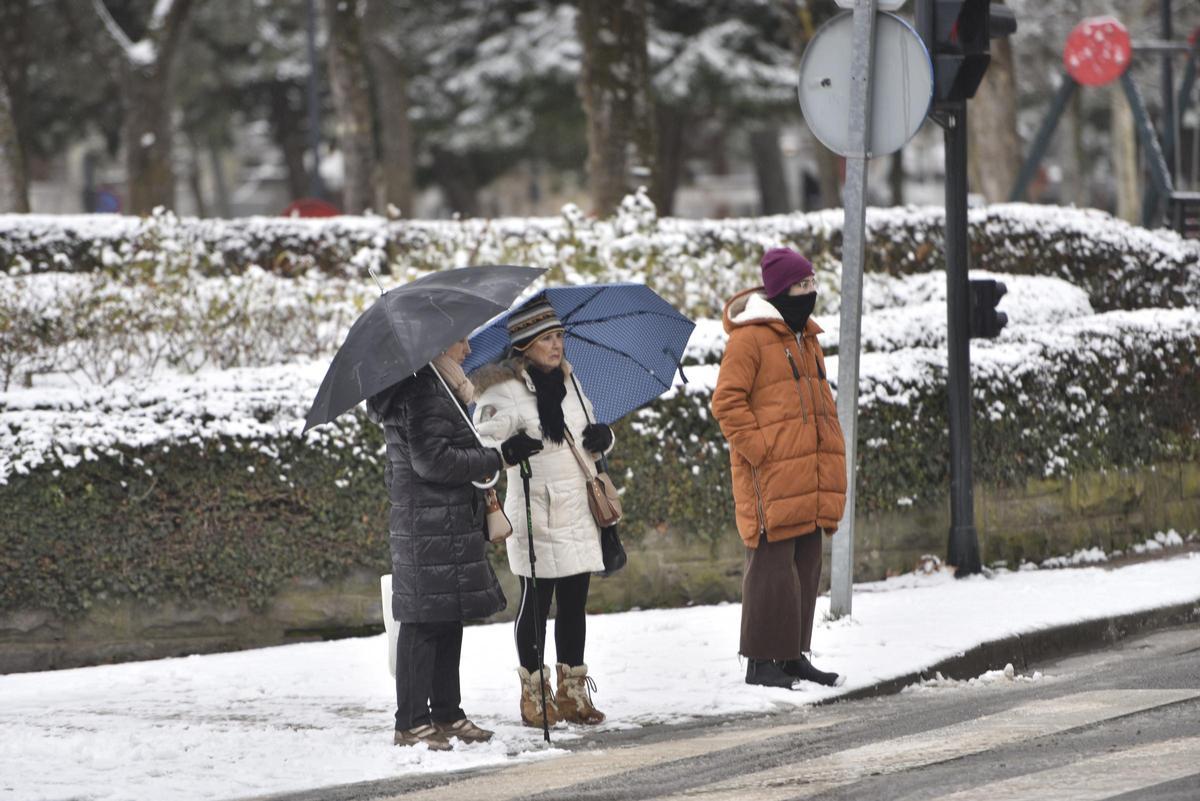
[780,655,844,687]
[745,658,798,689]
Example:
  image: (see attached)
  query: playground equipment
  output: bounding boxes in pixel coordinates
[1009,16,1200,235]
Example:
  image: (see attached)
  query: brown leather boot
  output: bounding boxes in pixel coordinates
[517,665,559,728]
[554,663,606,725]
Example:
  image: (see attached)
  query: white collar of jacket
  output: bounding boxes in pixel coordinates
[470,355,576,396]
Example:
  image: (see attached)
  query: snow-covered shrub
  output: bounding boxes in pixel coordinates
[682,271,1095,361]
[2,202,1196,313]
[3,309,1196,615]
[0,268,376,386]
[621,308,1200,532]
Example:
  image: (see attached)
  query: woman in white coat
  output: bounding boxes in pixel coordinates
[472,296,612,727]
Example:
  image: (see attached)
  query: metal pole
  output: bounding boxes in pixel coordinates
[305,0,325,200]
[1161,0,1176,184]
[1144,42,1198,211]
[944,102,981,577]
[1123,71,1175,226]
[1009,77,1077,201]
[831,0,878,618]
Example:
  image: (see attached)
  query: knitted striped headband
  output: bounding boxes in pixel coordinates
[507,297,564,351]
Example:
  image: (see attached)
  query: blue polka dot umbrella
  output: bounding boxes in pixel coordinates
[462,284,696,424]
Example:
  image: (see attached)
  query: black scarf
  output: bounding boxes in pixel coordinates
[768,292,817,334]
[527,364,567,444]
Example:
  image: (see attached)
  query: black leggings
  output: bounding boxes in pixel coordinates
[514,572,591,671]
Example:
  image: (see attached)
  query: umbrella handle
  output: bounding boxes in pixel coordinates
[472,474,500,490]
[430,363,502,490]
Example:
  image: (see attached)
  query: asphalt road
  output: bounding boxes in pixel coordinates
[260,623,1200,801]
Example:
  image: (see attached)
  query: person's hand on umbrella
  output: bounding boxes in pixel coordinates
[501,431,544,466]
[582,423,613,454]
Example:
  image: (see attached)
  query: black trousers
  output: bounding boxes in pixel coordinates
[395,620,465,730]
[514,572,590,671]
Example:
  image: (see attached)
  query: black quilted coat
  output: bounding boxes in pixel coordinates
[370,367,507,623]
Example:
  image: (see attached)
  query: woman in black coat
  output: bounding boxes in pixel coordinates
[369,338,542,750]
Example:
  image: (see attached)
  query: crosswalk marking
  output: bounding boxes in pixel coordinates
[923,735,1200,801]
[380,717,846,801]
[650,690,1200,801]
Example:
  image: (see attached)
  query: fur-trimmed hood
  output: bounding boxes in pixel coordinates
[470,355,575,396]
[722,286,823,338]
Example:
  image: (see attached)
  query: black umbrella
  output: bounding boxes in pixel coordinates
[303,265,545,433]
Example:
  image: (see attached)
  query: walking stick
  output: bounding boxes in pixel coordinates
[520,458,551,744]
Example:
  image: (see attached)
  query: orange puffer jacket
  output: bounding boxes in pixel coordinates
[711,287,847,548]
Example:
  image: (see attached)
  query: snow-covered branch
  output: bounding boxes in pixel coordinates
[90,0,136,62]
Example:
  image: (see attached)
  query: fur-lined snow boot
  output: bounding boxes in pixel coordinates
[518,665,559,728]
[554,663,606,725]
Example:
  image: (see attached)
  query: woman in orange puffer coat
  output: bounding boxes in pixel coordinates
[712,247,848,691]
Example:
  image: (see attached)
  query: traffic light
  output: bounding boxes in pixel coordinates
[916,0,1017,104]
[969,279,1008,338]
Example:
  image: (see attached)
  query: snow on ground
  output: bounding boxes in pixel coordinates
[2,553,1199,801]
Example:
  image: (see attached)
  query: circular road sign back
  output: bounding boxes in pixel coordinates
[798,11,932,159]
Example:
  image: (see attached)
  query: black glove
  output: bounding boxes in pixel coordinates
[501,431,544,466]
[582,423,613,454]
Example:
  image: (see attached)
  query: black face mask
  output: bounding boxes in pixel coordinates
[768,292,817,333]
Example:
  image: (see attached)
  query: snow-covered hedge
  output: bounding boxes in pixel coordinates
[3,200,1197,315]
[629,308,1200,535]
[3,199,1197,615]
[0,267,374,390]
[3,309,1196,615]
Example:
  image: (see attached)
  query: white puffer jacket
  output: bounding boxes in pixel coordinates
[472,358,606,578]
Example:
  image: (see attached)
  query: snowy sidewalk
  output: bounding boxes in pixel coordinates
[2,553,1199,801]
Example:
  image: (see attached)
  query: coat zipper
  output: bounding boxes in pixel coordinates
[749,464,767,536]
[784,346,810,420]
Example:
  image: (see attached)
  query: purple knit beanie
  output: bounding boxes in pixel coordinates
[760,248,815,299]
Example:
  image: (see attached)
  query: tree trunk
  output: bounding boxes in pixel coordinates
[184,132,207,217]
[652,103,686,216]
[749,127,790,214]
[889,149,904,206]
[208,143,232,218]
[124,63,176,213]
[1111,82,1140,223]
[363,0,414,216]
[576,0,657,217]
[967,31,1020,203]
[811,128,842,209]
[0,0,30,212]
[1064,84,1087,206]
[324,0,376,214]
[431,149,480,217]
[269,83,310,202]
[90,0,196,215]
[0,79,27,213]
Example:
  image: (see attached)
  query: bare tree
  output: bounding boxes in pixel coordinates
[782,0,841,209]
[1110,83,1139,222]
[324,0,376,214]
[653,104,686,215]
[0,0,30,212]
[363,0,414,216]
[749,127,790,214]
[968,30,1020,202]
[576,0,657,216]
[91,0,196,214]
[0,75,27,213]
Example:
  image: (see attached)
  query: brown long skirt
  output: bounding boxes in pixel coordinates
[739,530,822,660]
